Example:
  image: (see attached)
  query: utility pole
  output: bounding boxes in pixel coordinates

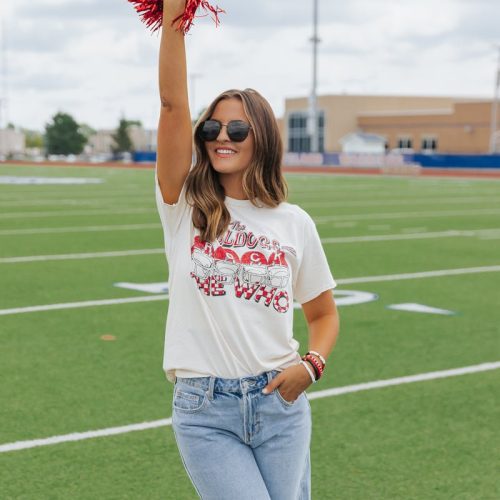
[189,73,202,123]
[0,17,8,159]
[490,45,500,154]
[308,0,321,153]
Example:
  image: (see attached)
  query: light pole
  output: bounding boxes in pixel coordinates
[490,45,500,154]
[189,73,203,122]
[0,18,7,158]
[308,0,321,153]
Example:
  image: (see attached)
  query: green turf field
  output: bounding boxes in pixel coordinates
[0,164,499,499]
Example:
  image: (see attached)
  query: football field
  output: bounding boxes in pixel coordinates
[1,164,499,499]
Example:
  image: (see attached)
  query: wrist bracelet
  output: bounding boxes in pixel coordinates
[304,354,324,380]
[307,350,326,366]
[300,360,316,383]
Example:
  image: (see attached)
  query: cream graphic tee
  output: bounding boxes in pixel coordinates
[155,166,337,383]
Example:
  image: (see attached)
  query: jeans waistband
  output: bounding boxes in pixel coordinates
[175,369,281,397]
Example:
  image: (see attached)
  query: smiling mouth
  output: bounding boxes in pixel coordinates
[215,148,237,157]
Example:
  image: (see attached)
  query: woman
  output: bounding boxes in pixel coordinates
[155,1,340,498]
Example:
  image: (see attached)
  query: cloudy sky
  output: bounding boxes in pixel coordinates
[1,0,499,131]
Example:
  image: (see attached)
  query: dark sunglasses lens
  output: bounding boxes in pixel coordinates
[227,121,250,142]
[199,120,221,141]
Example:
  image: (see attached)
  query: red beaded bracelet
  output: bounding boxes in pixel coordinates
[302,354,324,381]
[306,354,324,379]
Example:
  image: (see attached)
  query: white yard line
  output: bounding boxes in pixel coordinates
[1,264,499,316]
[1,360,498,453]
[315,208,500,223]
[0,198,148,207]
[0,223,160,236]
[0,249,165,263]
[0,295,167,316]
[322,228,500,243]
[0,208,156,219]
[1,195,498,209]
[337,265,500,284]
[301,196,500,208]
[2,209,499,236]
[1,228,499,264]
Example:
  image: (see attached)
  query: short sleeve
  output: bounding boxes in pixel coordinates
[293,213,337,305]
[154,164,191,247]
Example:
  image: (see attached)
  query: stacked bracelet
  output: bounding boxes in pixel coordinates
[301,351,326,381]
[308,350,326,366]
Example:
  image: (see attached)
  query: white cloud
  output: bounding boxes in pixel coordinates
[1,0,499,131]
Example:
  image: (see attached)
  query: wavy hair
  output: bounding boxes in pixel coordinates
[184,88,288,243]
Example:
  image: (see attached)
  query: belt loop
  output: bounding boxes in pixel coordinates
[207,376,215,400]
[266,370,274,384]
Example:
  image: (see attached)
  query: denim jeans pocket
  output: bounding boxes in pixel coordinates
[173,384,209,413]
[274,387,296,407]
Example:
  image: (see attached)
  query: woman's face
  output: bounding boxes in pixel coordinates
[205,97,255,180]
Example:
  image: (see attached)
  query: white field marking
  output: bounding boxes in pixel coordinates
[0,199,105,207]
[1,361,499,453]
[301,196,500,208]
[0,223,160,236]
[333,221,358,228]
[401,227,427,233]
[2,228,500,264]
[315,208,500,223]
[321,228,500,244]
[338,264,500,285]
[0,176,104,185]
[2,209,500,237]
[1,264,500,316]
[0,208,156,219]
[0,295,168,316]
[1,192,494,209]
[0,193,151,205]
[0,249,165,263]
[386,303,455,315]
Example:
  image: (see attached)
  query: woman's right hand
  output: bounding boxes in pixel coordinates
[163,0,187,19]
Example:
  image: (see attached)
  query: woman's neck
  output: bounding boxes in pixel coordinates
[219,173,248,200]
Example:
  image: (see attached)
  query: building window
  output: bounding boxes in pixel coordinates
[287,111,324,152]
[397,136,413,149]
[421,136,438,151]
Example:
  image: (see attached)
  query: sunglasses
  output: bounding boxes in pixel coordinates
[197,119,252,142]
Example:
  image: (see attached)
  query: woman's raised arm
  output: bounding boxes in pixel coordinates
[156,0,193,204]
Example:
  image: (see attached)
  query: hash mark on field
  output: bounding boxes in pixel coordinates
[1,361,499,453]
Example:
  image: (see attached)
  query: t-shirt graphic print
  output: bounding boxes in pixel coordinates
[190,221,294,314]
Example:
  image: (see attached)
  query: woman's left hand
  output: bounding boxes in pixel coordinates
[261,363,314,403]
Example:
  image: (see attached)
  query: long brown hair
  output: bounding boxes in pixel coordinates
[184,88,288,243]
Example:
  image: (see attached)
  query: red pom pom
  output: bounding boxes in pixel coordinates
[128,0,225,34]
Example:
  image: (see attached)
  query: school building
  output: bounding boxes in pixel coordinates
[281,94,498,154]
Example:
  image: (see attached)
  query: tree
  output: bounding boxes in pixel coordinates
[111,119,141,154]
[22,129,44,149]
[44,112,87,155]
[78,123,97,142]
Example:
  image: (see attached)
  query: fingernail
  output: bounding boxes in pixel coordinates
[262,388,269,394]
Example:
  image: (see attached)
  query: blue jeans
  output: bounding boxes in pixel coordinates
[171,369,312,500]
